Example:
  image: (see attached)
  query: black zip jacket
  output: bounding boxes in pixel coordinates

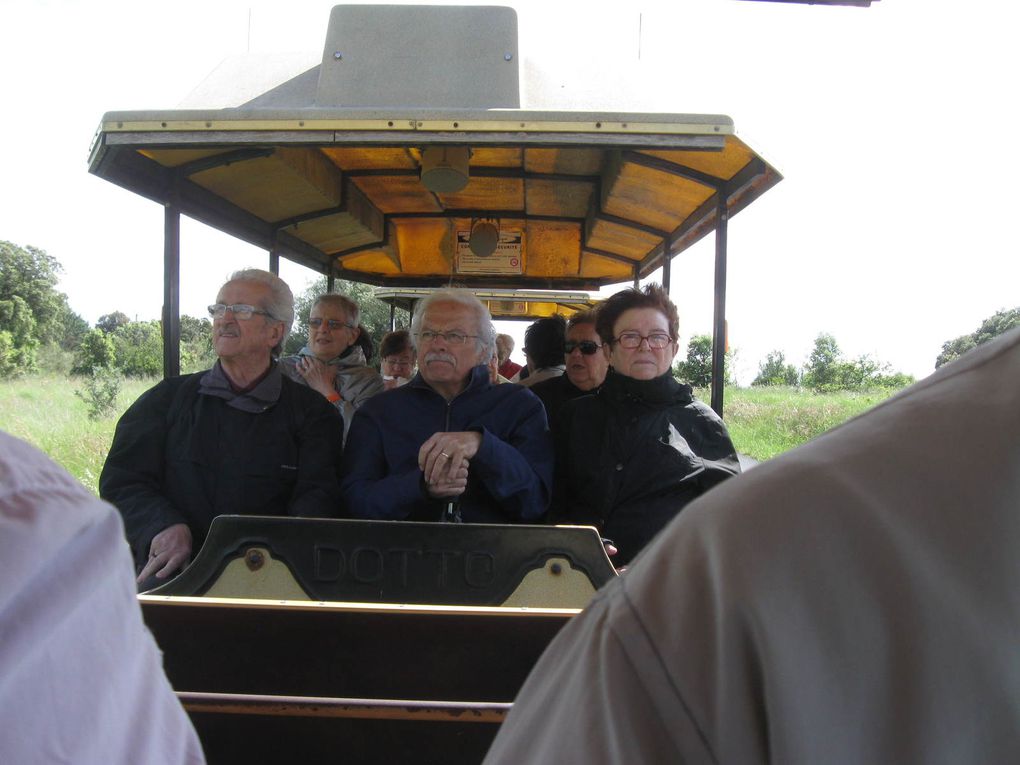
[549,369,740,565]
[100,366,344,571]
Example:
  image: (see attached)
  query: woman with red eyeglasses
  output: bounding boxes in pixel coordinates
[549,284,740,566]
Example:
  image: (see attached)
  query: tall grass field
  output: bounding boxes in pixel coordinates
[0,375,154,494]
[1,374,899,494]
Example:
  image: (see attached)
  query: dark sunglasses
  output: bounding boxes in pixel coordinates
[564,340,602,355]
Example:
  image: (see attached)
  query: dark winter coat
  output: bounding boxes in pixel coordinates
[99,364,344,570]
[550,369,740,564]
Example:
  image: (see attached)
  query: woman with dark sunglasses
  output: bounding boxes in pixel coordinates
[529,310,608,432]
[549,284,740,566]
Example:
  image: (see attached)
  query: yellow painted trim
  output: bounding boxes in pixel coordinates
[103,118,733,136]
[138,593,580,617]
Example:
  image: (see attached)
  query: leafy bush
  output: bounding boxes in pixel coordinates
[802,333,914,392]
[752,350,800,387]
[72,328,116,375]
[180,315,216,372]
[112,320,162,377]
[936,306,1019,368]
[35,341,75,375]
[74,366,122,420]
[0,329,37,378]
[673,334,734,388]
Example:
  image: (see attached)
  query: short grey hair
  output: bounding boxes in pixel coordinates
[222,268,295,353]
[410,288,496,361]
[312,293,361,328]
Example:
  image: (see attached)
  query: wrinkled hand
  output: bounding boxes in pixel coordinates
[425,464,469,499]
[297,356,338,399]
[137,523,192,584]
[418,431,483,485]
[602,540,627,574]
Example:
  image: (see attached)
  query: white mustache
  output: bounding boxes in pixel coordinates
[425,351,457,365]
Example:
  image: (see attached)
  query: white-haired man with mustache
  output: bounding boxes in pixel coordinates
[339,288,553,523]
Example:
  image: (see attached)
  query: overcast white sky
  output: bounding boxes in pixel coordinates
[1,0,1017,383]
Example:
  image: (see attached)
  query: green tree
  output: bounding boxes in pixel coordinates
[753,350,799,387]
[180,314,216,372]
[802,333,842,391]
[97,311,131,334]
[72,328,117,375]
[285,278,409,358]
[1,241,89,375]
[54,302,90,352]
[672,334,734,388]
[0,241,67,346]
[802,333,914,392]
[112,320,163,377]
[0,295,39,376]
[935,307,1020,368]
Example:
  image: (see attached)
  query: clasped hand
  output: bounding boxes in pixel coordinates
[419,431,482,498]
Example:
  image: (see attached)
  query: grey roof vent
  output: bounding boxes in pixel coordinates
[315,5,520,109]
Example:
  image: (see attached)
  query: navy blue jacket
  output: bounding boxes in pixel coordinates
[340,366,553,523]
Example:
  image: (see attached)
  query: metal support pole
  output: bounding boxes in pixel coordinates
[327,262,335,293]
[269,245,280,275]
[633,265,640,289]
[710,193,729,417]
[390,302,396,331]
[162,204,181,379]
[661,232,672,292]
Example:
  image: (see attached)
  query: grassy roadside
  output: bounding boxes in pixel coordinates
[1,375,901,494]
[0,375,154,494]
[717,386,897,461]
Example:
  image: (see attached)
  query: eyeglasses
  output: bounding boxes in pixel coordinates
[383,358,413,369]
[564,340,603,355]
[208,303,274,321]
[416,330,479,346]
[614,332,673,349]
[309,317,354,331]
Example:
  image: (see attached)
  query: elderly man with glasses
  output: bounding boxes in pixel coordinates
[100,269,344,590]
[529,310,609,432]
[339,288,553,523]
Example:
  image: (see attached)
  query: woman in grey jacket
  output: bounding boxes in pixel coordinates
[280,293,384,442]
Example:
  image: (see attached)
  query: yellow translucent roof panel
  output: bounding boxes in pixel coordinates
[392,219,456,275]
[191,149,343,222]
[352,175,442,214]
[524,222,582,278]
[602,162,715,233]
[526,179,594,218]
[339,250,402,275]
[579,251,635,281]
[469,147,523,168]
[289,211,382,253]
[438,176,524,211]
[637,136,756,180]
[585,218,661,260]
[320,147,418,170]
[525,148,603,175]
[139,148,234,168]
